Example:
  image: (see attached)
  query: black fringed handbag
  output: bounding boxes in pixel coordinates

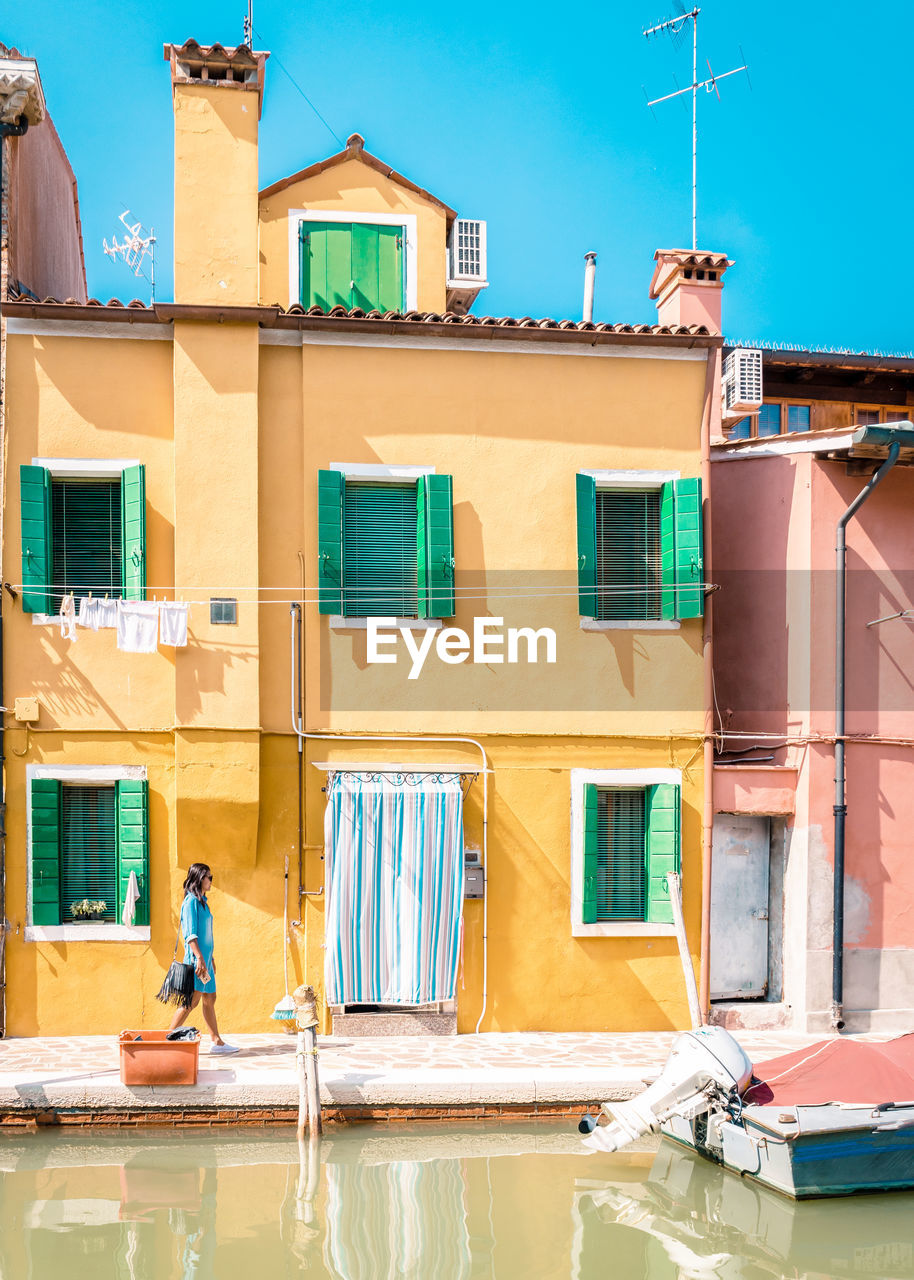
[155,928,196,1009]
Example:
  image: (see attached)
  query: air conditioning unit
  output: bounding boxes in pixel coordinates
[446,219,488,314]
[722,348,763,418]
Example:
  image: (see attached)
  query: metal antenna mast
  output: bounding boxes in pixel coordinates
[103,210,156,303]
[243,1,253,47]
[643,6,748,250]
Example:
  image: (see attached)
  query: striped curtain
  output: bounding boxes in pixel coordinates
[324,774,464,1006]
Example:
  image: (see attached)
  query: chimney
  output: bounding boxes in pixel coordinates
[163,40,269,306]
[648,249,732,333]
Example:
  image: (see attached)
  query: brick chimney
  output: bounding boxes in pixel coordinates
[649,249,731,333]
[163,40,269,306]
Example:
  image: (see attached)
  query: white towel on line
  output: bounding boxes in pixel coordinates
[59,593,77,642]
[159,601,189,647]
[117,601,159,653]
[95,598,119,629]
[77,597,99,630]
[121,870,141,926]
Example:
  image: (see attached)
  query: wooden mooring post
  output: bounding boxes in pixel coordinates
[293,984,322,1138]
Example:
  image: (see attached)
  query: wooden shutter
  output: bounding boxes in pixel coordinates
[121,464,146,601]
[576,474,597,618]
[597,789,646,920]
[20,465,51,614]
[117,779,149,927]
[30,778,61,926]
[596,490,661,621]
[660,478,704,620]
[645,783,681,924]
[342,482,418,617]
[376,225,404,312]
[61,786,118,921]
[417,475,455,618]
[300,222,353,311]
[582,783,599,924]
[318,469,345,614]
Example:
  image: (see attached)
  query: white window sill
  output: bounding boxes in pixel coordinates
[572,922,677,938]
[580,618,680,632]
[25,925,151,942]
[329,616,443,632]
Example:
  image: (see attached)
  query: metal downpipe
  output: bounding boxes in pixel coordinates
[832,441,900,1031]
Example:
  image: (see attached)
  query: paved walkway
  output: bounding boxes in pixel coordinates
[0,1028,870,1121]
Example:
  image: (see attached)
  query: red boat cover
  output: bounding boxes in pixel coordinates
[744,1034,914,1106]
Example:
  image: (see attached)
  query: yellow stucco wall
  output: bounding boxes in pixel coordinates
[258,157,449,312]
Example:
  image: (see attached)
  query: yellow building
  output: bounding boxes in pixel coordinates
[1,40,725,1036]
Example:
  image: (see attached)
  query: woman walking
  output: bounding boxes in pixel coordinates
[169,863,239,1055]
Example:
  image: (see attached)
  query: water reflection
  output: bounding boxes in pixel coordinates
[0,1125,912,1279]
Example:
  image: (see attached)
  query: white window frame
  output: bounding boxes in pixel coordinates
[570,767,681,937]
[25,763,149,942]
[29,458,139,627]
[328,462,439,630]
[289,209,418,312]
[579,469,681,632]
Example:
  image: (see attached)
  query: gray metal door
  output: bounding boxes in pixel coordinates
[710,815,770,1000]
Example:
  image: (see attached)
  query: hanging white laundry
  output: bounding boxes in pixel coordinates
[77,597,99,630]
[121,870,141,926]
[159,601,189,647]
[59,594,78,642]
[95,598,119,629]
[117,601,159,653]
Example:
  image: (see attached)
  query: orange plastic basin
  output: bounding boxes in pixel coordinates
[119,1030,200,1086]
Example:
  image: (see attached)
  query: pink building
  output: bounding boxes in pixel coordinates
[711,350,914,1033]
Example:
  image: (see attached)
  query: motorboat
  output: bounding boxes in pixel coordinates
[581,1026,914,1199]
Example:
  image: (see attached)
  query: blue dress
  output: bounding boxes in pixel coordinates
[180,893,216,994]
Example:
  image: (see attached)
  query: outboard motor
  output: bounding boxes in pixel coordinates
[580,1026,753,1154]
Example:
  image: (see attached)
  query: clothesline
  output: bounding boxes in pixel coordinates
[58,595,189,652]
[11,585,717,602]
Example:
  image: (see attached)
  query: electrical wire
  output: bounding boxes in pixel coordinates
[253,27,344,149]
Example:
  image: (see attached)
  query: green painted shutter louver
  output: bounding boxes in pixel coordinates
[52,478,123,613]
[30,778,61,925]
[576,473,597,618]
[318,469,345,615]
[20,465,51,614]
[61,786,118,922]
[342,482,418,617]
[301,222,404,313]
[660,478,704,620]
[582,783,599,924]
[117,779,149,927]
[301,222,353,311]
[645,783,681,924]
[597,788,647,920]
[352,223,404,313]
[121,465,146,602]
[417,475,455,618]
[596,490,661,621]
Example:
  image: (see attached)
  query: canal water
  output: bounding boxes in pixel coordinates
[1,1122,912,1278]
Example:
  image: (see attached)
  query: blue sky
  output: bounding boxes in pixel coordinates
[5,2,912,353]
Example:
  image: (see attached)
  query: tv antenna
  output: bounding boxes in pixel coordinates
[103,210,156,303]
[243,1,253,47]
[643,5,748,250]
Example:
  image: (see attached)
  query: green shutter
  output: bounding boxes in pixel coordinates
[597,789,646,920]
[121,465,146,602]
[117,779,149,927]
[660,478,704,620]
[417,475,455,618]
[301,222,354,311]
[582,784,599,923]
[20,465,51,614]
[645,783,681,924]
[375,225,404,312]
[342,482,418,617]
[596,490,661,622]
[30,778,61,925]
[61,786,118,921]
[576,473,597,618]
[52,479,123,613]
[318,469,345,614]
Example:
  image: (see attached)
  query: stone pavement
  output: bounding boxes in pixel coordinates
[0,1027,876,1125]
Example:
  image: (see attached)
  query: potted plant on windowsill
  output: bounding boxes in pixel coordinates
[70,899,107,922]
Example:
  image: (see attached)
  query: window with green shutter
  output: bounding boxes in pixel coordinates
[29,775,150,928]
[576,476,704,621]
[20,465,146,615]
[300,221,404,313]
[318,471,455,619]
[581,782,681,924]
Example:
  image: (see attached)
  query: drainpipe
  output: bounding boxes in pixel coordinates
[698,343,720,1021]
[832,423,914,1031]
